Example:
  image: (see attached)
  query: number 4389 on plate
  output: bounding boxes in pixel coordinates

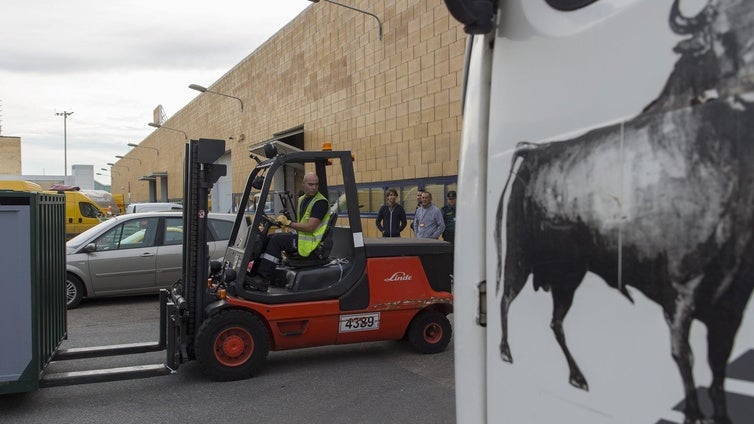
[339,312,380,333]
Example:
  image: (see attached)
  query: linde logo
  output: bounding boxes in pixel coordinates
[384,272,413,282]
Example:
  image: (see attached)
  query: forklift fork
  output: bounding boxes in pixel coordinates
[39,290,184,387]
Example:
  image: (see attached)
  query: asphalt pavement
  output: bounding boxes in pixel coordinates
[0,295,456,424]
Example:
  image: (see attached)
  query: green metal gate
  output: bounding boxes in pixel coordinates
[0,190,66,394]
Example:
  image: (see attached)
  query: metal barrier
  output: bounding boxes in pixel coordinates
[0,191,66,394]
[0,191,181,393]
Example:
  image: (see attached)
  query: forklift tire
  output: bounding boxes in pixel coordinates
[66,273,84,309]
[407,310,452,354]
[196,309,270,381]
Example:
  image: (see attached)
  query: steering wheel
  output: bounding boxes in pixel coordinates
[258,213,280,229]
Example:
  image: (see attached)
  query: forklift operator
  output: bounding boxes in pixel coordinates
[247,173,331,292]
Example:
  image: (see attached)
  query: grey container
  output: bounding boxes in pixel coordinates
[0,190,66,394]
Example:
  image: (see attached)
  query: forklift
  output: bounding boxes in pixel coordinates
[173,138,454,380]
[12,137,451,391]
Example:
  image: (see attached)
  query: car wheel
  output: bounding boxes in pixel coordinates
[407,310,452,354]
[196,309,269,381]
[66,274,85,309]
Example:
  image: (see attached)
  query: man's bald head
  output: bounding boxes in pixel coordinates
[302,173,320,196]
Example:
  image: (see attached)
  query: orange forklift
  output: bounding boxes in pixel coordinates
[174,139,454,380]
[4,138,451,392]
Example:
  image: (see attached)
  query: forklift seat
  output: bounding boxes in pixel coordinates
[283,259,352,291]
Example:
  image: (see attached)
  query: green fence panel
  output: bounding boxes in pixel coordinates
[0,191,66,394]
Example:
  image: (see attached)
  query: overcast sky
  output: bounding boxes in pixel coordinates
[0,0,309,183]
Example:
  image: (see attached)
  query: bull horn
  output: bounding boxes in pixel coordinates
[669,0,715,35]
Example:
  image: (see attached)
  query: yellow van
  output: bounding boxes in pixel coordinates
[112,193,126,215]
[43,190,108,239]
[0,180,107,239]
[0,180,43,192]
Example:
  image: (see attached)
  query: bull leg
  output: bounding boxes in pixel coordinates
[706,318,737,424]
[550,270,589,391]
[499,262,528,363]
[551,279,589,391]
[705,275,752,424]
[663,285,703,424]
[707,262,754,424]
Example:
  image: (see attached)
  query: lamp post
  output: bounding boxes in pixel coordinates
[115,155,142,164]
[148,122,188,141]
[102,167,118,176]
[307,0,382,41]
[107,162,129,171]
[127,143,159,156]
[189,84,244,111]
[55,110,74,176]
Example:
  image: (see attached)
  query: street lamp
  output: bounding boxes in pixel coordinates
[107,162,129,171]
[115,155,142,164]
[55,110,74,176]
[96,172,109,177]
[127,142,159,156]
[189,84,244,111]
[148,122,188,141]
[307,0,383,41]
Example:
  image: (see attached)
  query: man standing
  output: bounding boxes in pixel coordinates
[415,189,424,209]
[441,191,456,243]
[376,188,407,237]
[412,191,445,239]
[410,189,424,236]
[248,173,330,292]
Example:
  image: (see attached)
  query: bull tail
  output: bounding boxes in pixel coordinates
[495,142,537,293]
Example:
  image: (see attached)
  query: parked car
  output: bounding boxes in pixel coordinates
[125,202,183,213]
[65,211,235,308]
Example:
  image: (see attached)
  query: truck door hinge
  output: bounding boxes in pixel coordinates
[477,280,487,327]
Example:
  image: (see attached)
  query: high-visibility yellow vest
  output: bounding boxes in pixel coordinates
[297,192,330,257]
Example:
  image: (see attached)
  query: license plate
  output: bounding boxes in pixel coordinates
[339,312,380,333]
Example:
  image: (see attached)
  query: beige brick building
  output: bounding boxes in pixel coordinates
[0,136,22,175]
[115,0,464,237]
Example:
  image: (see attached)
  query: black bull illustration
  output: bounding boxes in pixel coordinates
[496,1,754,423]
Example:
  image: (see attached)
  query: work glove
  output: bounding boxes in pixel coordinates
[276,214,292,227]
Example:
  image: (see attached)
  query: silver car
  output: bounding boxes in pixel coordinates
[65,211,235,308]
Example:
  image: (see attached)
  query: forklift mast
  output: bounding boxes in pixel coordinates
[181,138,226,359]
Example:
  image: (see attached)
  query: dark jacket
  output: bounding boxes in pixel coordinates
[376,203,407,237]
[441,205,456,243]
